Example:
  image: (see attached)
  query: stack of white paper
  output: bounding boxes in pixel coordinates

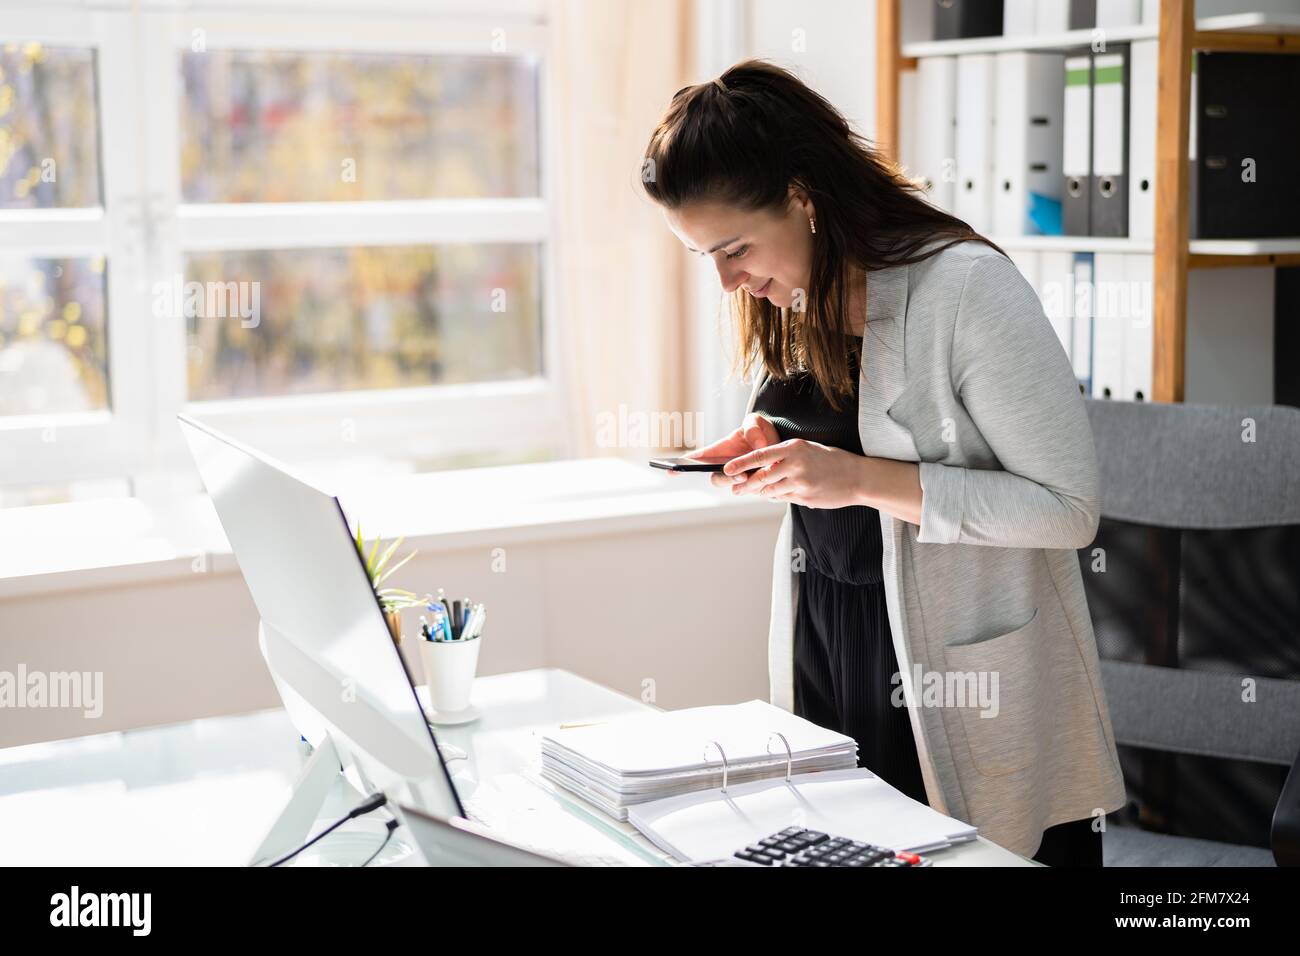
[628,768,979,863]
[540,700,859,821]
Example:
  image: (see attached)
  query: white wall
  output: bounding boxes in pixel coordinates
[0,508,782,749]
[746,0,876,140]
[683,0,881,448]
[1197,0,1300,18]
[1186,268,1276,406]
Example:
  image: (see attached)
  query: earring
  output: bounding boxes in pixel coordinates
[809,217,816,235]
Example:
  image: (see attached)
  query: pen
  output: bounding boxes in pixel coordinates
[428,604,448,641]
[432,590,454,639]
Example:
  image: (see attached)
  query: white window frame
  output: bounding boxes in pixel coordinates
[0,7,152,486]
[1,0,565,489]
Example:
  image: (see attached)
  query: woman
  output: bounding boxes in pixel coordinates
[641,61,1126,866]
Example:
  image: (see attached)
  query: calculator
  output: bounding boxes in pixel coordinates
[705,826,931,867]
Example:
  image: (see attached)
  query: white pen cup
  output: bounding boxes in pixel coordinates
[420,634,481,715]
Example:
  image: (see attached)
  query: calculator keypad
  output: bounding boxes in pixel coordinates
[732,827,925,867]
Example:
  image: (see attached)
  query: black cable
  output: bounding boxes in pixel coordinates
[361,819,400,867]
[267,792,388,868]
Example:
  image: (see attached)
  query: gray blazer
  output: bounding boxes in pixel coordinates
[747,239,1126,859]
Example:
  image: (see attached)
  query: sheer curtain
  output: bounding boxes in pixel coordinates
[548,0,693,458]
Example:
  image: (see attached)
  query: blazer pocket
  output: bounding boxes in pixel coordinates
[885,384,949,462]
[940,608,1051,777]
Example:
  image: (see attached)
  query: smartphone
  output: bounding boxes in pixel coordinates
[649,456,751,473]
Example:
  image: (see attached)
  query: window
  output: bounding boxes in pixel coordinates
[184,244,544,401]
[0,254,108,416]
[0,42,107,419]
[0,3,561,501]
[0,43,101,211]
[179,50,541,203]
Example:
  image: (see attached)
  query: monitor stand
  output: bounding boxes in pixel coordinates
[248,728,423,867]
[247,622,420,867]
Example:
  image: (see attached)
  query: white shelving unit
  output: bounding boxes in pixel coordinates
[989,236,1155,254]
[1188,238,1300,256]
[876,2,1300,401]
[902,23,1158,58]
[901,11,1300,58]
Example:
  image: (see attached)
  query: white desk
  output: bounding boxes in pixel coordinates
[0,668,1031,866]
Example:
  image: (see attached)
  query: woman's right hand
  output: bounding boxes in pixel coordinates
[681,413,780,489]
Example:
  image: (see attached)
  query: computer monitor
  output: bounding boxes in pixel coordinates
[177,413,464,863]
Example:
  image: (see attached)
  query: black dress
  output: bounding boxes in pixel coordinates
[751,335,1104,866]
[752,336,929,805]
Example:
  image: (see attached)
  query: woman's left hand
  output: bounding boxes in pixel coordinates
[718,439,871,510]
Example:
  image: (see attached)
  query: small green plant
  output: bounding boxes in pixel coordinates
[354,524,427,641]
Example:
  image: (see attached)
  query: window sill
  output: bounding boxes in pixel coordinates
[0,458,778,599]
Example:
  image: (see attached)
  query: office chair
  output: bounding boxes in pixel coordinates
[1081,399,1300,866]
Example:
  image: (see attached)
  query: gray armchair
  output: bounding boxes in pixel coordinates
[1081,399,1300,866]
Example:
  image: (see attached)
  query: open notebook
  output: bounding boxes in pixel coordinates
[628,767,979,863]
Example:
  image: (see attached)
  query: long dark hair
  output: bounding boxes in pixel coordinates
[641,59,1005,408]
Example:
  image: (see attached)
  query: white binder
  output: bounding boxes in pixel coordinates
[901,0,934,46]
[628,767,979,863]
[916,57,958,212]
[1128,39,1157,240]
[1090,253,1128,399]
[955,52,996,232]
[1003,0,1037,36]
[540,700,859,820]
[1097,0,1141,26]
[993,51,1066,236]
[1072,252,1094,392]
[1131,39,1197,240]
[1123,254,1154,401]
[898,61,920,190]
[1012,250,1070,365]
[1036,0,1071,34]
[1062,54,1092,234]
[1008,249,1040,289]
[1090,48,1129,236]
[1188,53,1199,236]
[1037,250,1076,360]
